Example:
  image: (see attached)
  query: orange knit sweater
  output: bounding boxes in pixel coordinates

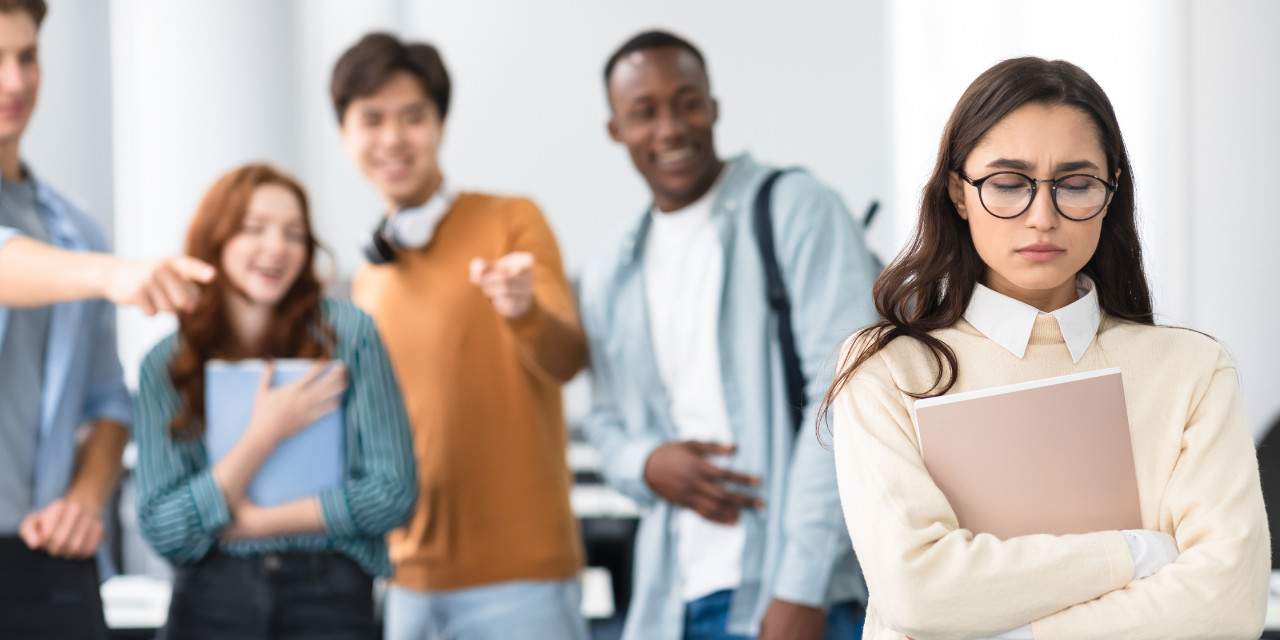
[352,192,586,591]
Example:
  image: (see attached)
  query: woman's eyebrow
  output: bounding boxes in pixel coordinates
[985,158,1032,171]
[984,158,1102,172]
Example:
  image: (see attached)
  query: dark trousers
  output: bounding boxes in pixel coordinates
[162,549,377,640]
[0,535,110,640]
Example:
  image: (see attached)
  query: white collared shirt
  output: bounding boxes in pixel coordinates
[963,276,1101,363]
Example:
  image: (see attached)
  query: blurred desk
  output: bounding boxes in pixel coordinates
[568,441,642,519]
[102,567,619,639]
[1265,571,1280,638]
[100,442,637,640]
[569,441,641,631]
[102,443,640,639]
[101,575,168,640]
[572,484,642,519]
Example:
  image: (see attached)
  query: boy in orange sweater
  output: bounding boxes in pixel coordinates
[330,32,588,640]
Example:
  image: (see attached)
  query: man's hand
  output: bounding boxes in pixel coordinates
[18,497,104,560]
[469,252,535,319]
[0,237,216,308]
[103,255,215,316]
[759,598,826,640]
[642,441,762,524]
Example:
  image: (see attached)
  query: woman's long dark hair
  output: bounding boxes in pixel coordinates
[169,164,333,438]
[818,57,1154,427]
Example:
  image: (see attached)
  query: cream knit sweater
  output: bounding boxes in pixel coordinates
[833,313,1268,639]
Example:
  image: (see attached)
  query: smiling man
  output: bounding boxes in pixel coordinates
[330,33,589,640]
[0,1,214,638]
[579,31,878,640]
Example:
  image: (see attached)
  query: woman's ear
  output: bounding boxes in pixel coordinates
[948,171,969,220]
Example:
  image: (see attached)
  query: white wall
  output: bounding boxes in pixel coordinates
[73,0,888,387]
[110,0,301,384]
[887,0,1192,318]
[293,0,404,281]
[292,0,891,426]
[23,0,114,231]
[887,0,1280,436]
[19,1,1280,434]
[294,0,892,278]
[1187,0,1280,437]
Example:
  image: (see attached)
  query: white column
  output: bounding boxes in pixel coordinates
[23,0,115,231]
[1187,0,1280,438]
[110,0,301,385]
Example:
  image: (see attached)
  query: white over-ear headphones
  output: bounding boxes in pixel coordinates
[363,182,458,265]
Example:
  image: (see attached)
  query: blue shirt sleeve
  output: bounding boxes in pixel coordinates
[770,172,878,605]
[579,265,663,508]
[80,297,132,428]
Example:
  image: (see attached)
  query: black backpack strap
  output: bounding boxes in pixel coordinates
[752,168,806,436]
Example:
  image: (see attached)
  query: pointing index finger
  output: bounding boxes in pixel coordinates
[498,251,535,275]
[172,256,216,283]
[469,257,492,284]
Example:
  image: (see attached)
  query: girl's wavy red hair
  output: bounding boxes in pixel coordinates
[169,163,333,438]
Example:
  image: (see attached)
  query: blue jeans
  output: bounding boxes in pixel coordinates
[383,578,588,640]
[683,590,865,640]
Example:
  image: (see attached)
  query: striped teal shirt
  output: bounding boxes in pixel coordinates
[133,298,416,577]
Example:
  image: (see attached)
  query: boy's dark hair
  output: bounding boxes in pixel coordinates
[0,0,47,28]
[603,29,707,87]
[330,32,450,123]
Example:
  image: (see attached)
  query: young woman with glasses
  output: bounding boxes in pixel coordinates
[132,164,417,639]
[822,58,1267,639]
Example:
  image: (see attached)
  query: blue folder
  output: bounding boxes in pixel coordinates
[205,359,344,507]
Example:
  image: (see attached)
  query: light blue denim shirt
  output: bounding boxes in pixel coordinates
[580,154,877,639]
[0,170,133,512]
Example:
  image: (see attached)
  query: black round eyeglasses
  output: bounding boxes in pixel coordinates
[960,171,1117,221]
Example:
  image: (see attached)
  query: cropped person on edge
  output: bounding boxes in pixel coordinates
[580,30,877,640]
[825,57,1269,640]
[133,164,416,640]
[330,33,589,640]
[0,1,210,638]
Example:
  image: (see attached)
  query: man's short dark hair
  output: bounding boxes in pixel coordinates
[0,0,47,29]
[330,32,451,123]
[602,30,707,87]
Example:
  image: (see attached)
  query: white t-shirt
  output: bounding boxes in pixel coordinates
[643,171,746,602]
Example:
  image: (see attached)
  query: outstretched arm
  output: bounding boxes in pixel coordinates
[0,232,213,313]
[469,200,586,383]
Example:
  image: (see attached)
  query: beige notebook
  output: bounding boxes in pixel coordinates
[913,367,1140,539]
